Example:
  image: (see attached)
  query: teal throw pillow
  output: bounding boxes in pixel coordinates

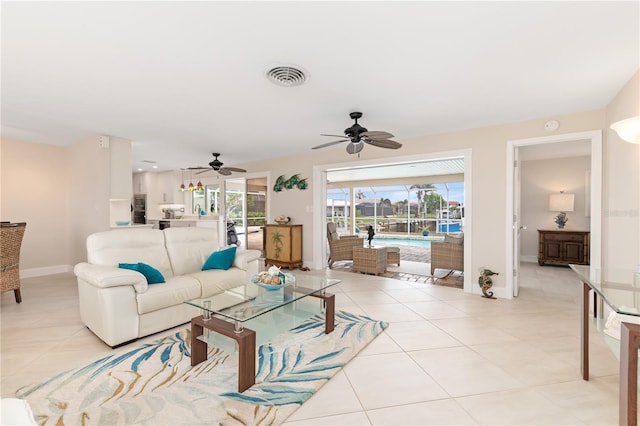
[118,262,166,284]
[202,246,237,271]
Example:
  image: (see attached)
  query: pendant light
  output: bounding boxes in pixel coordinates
[188,171,195,191]
[179,170,186,192]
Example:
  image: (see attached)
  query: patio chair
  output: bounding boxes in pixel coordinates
[1,222,27,303]
[327,222,363,268]
[430,233,463,276]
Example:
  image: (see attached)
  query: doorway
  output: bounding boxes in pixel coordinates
[506,130,602,298]
[313,149,473,294]
[223,176,268,253]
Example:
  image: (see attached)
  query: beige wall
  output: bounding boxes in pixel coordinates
[1,136,132,273]
[604,70,640,269]
[234,109,606,295]
[1,69,637,287]
[1,139,71,272]
[520,156,591,261]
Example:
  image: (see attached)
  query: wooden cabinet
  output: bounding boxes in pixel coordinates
[538,230,590,266]
[263,224,302,269]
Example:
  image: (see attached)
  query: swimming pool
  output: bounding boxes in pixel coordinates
[373,238,432,248]
[438,223,461,233]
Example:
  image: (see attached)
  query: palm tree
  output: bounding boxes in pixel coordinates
[416,190,423,217]
[410,184,437,217]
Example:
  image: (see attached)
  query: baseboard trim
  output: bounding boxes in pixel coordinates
[520,255,538,263]
[21,265,74,278]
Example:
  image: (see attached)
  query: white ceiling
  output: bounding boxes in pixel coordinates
[2,2,638,172]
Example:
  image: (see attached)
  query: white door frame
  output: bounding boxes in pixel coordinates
[312,149,474,295]
[505,130,602,298]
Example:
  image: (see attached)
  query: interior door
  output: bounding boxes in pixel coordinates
[513,148,522,296]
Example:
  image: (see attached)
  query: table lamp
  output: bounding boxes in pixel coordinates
[549,192,574,229]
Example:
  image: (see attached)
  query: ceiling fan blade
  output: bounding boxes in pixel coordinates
[312,139,349,149]
[320,133,348,138]
[195,169,214,175]
[361,130,394,140]
[223,167,247,173]
[364,139,403,149]
[218,169,232,176]
[346,141,364,155]
[188,166,208,170]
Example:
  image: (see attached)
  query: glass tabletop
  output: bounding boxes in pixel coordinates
[184,273,341,323]
[570,264,640,317]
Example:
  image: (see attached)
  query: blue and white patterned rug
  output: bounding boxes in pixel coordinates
[17,311,388,425]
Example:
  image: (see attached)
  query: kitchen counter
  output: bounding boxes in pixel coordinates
[110,224,154,229]
[148,217,218,222]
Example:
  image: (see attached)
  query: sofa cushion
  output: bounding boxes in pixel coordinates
[135,275,201,314]
[87,229,174,279]
[119,262,166,284]
[187,268,246,297]
[444,233,464,245]
[164,227,221,276]
[202,246,236,271]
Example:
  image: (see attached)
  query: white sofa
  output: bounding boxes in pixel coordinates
[74,226,261,347]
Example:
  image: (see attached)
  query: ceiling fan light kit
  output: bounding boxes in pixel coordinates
[313,112,402,155]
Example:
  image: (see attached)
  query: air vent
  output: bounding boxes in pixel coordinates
[265,66,308,87]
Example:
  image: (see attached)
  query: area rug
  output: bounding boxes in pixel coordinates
[17,311,388,426]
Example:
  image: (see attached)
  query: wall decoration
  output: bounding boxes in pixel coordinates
[273,175,285,192]
[478,268,499,299]
[273,174,308,192]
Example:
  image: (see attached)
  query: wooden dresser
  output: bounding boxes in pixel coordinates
[538,230,590,266]
[263,224,303,269]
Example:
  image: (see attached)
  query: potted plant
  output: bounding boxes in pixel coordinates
[422,227,429,236]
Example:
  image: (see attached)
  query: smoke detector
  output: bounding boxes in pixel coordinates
[265,65,308,87]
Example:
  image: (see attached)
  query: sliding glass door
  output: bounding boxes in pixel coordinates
[223,177,267,253]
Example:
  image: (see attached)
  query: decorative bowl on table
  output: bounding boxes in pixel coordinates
[250,271,295,291]
[275,215,290,225]
[115,221,130,226]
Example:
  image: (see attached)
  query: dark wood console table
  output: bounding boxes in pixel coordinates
[538,230,589,266]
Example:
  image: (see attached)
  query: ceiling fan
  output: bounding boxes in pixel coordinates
[188,153,247,176]
[312,112,402,155]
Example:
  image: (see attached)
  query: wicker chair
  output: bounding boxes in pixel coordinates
[430,234,464,276]
[1,222,27,303]
[327,222,363,268]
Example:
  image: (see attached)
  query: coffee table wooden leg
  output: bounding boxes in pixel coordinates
[309,292,335,334]
[619,322,640,426]
[237,332,256,393]
[190,316,257,392]
[191,319,206,367]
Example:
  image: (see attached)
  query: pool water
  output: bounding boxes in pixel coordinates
[373,238,432,248]
[438,223,461,233]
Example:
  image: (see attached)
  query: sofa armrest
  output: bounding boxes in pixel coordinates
[233,249,261,271]
[74,263,149,293]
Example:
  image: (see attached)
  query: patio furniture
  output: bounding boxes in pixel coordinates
[327,222,363,268]
[353,246,387,275]
[1,222,27,303]
[386,246,400,266]
[430,233,464,276]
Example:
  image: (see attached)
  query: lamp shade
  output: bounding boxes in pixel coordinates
[610,116,640,144]
[549,193,574,212]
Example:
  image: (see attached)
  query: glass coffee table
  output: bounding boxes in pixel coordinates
[570,264,640,426]
[184,274,340,392]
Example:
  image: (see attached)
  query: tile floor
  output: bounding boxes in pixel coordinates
[1,262,621,425]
